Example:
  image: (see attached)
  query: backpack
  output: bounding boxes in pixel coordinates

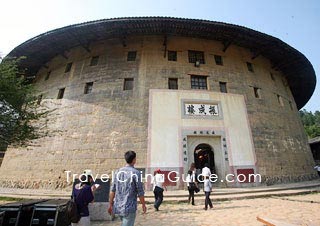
[66,190,82,223]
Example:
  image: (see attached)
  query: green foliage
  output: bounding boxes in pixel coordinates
[0,58,49,148]
[299,109,320,138]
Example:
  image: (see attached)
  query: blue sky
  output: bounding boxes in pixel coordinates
[0,0,319,112]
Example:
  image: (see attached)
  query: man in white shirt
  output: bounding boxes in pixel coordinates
[314,165,320,176]
[202,163,213,210]
[153,169,167,211]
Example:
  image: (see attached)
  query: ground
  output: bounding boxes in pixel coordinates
[0,193,319,226]
[91,193,320,226]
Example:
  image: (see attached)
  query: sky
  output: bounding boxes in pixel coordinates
[0,0,319,112]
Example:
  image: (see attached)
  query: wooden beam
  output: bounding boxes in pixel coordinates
[223,40,232,52]
[80,43,91,53]
[251,50,260,60]
[59,53,68,60]
[163,35,167,58]
[121,36,127,47]
[257,216,298,226]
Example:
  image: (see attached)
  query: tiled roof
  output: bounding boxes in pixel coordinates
[6,17,316,109]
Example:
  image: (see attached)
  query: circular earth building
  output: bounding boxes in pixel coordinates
[0,17,317,189]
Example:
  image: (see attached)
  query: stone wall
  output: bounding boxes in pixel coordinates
[0,35,316,189]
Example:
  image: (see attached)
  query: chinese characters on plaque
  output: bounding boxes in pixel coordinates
[185,103,219,116]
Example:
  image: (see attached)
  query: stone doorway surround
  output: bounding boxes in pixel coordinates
[183,129,229,187]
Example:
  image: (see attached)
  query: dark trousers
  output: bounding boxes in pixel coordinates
[154,186,164,209]
[188,187,195,205]
[204,191,213,209]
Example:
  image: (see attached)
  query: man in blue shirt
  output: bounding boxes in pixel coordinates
[108,150,147,226]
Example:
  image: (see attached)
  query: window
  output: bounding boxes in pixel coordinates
[191,76,207,89]
[289,101,293,110]
[246,62,254,72]
[64,62,73,73]
[84,82,93,94]
[57,88,65,99]
[270,72,275,81]
[253,87,261,98]
[277,94,284,106]
[188,50,205,64]
[90,56,99,66]
[37,94,43,105]
[168,78,178,89]
[45,71,51,81]
[282,78,288,87]
[219,82,227,93]
[124,78,134,90]
[127,51,137,61]
[168,51,177,61]
[214,55,223,66]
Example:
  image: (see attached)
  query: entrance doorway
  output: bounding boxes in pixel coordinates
[194,143,215,174]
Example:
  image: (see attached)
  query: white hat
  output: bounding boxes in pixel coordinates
[83,169,93,177]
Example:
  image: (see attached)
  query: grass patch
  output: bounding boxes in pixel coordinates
[0,196,23,202]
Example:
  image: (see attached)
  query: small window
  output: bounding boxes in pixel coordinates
[246,62,254,72]
[282,78,288,87]
[124,78,134,90]
[277,94,284,106]
[270,72,275,81]
[127,51,137,61]
[45,71,51,81]
[253,87,261,98]
[168,78,178,89]
[219,82,227,93]
[64,63,73,73]
[90,56,99,66]
[84,82,93,94]
[188,50,205,64]
[57,88,65,99]
[168,51,177,61]
[37,94,43,105]
[289,101,293,110]
[191,75,207,90]
[214,55,223,66]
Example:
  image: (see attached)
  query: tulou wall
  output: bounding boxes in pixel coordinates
[0,35,317,189]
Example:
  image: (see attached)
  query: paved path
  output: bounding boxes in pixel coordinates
[92,193,320,226]
[1,180,320,225]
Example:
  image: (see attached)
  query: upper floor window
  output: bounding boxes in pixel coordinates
[57,88,65,99]
[214,55,223,66]
[90,56,99,66]
[191,75,207,90]
[37,94,43,105]
[277,94,284,106]
[124,78,134,90]
[45,71,51,81]
[84,82,93,94]
[246,62,254,72]
[219,82,227,93]
[253,87,261,98]
[127,51,137,61]
[168,51,177,61]
[270,72,275,81]
[168,78,178,89]
[188,50,205,64]
[64,62,73,73]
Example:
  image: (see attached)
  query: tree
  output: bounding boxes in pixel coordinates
[299,109,320,139]
[0,57,49,148]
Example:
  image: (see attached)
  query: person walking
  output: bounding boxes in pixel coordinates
[153,169,167,211]
[186,170,198,205]
[202,163,213,210]
[108,150,147,226]
[72,169,98,226]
